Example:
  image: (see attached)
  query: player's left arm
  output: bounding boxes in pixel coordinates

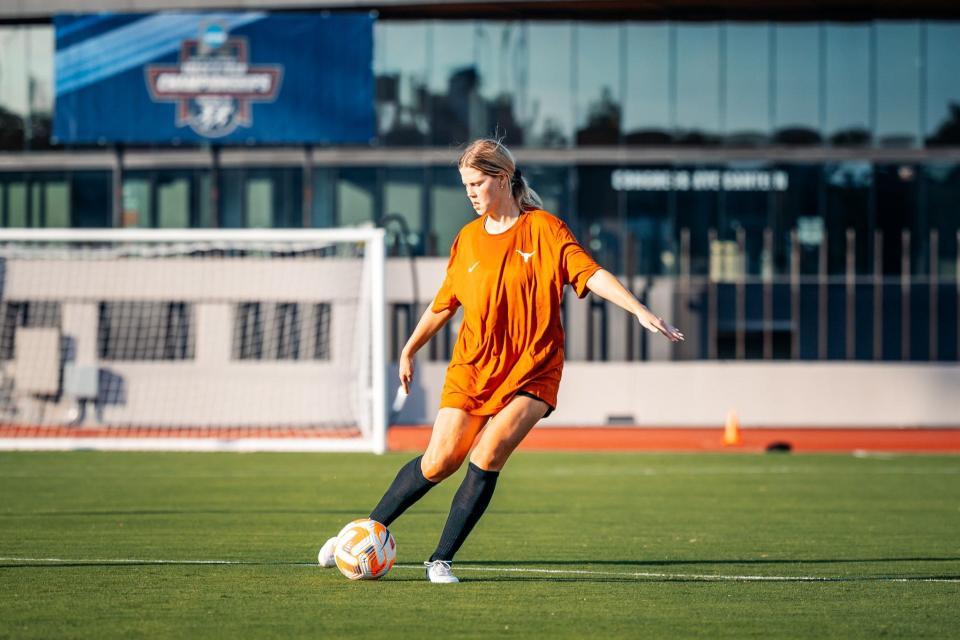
[584,270,685,342]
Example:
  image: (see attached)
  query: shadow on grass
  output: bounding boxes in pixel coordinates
[0,509,400,517]
[458,557,960,567]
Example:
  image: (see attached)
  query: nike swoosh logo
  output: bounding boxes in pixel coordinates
[516,249,536,263]
[468,261,480,273]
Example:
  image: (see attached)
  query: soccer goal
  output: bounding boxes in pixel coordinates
[0,228,387,453]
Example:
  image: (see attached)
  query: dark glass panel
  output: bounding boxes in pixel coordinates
[621,166,674,275]
[922,163,960,276]
[720,162,771,276]
[770,164,822,275]
[875,164,922,275]
[71,171,111,227]
[674,166,721,275]
[575,165,622,271]
[824,162,873,275]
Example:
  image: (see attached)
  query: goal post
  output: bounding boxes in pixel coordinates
[0,228,387,453]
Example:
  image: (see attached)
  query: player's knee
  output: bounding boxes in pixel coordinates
[420,451,465,482]
[469,445,509,472]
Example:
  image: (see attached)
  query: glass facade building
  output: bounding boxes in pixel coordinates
[1,14,958,361]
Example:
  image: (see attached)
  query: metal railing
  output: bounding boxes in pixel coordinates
[387,227,959,363]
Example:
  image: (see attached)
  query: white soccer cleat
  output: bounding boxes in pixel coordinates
[317,536,337,568]
[424,560,459,584]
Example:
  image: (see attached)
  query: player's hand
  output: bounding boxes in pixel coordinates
[636,312,685,342]
[398,350,415,394]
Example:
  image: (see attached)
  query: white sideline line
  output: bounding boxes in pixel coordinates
[1,557,958,583]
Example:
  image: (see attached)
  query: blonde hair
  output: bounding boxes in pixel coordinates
[458,138,543,212]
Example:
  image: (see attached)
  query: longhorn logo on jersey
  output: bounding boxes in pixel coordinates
[516,249,536,263]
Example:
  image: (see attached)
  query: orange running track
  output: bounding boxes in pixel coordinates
[1,425,958,453]
[388,426,960,453]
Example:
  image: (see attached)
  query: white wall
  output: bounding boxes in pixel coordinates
[391,361,960,427]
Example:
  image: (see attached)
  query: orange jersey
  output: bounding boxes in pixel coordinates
[431,209,602,415]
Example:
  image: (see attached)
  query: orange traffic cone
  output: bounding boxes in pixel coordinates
[723,410,742,446]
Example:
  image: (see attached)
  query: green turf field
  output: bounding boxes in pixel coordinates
[1,451,958,639]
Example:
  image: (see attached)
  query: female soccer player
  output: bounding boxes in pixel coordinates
[319,138,684,583]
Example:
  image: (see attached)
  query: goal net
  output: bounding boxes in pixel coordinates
[0,228,386,452]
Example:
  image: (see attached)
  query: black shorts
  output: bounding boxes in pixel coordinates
[516,390,554,419]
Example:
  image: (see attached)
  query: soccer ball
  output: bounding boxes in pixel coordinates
[334,518,396,580]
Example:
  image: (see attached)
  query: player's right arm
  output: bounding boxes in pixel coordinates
[398,306,457,393]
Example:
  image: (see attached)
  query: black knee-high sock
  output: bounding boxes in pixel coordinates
[430,463,499,562]
[369,455,437,527]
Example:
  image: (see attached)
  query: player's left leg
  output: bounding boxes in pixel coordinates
[424,394,548,582]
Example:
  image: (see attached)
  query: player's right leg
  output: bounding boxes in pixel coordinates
[319,408,486,568]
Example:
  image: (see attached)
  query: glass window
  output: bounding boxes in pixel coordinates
[429,21,478,145]
[825,23,871,146]
[337,167,378,228]
[384,167,425,255]
[157,178,189,228]
[724,23,771,146]
[575,23,621,146]
[124,170,210,228]
[430,166,475,256]
[624,23,671,144]
[375,21,429,145]
[246,178,273,228]
[219,168,301,229]
[925,22,960,146]
[0,27,28,150]
[526,22,574,146]
[310,167,336,228]
[875,21,921,148]
[476,22,527,145]
[122,178,151,228]
[4,178,28,227]
[676,24,721,145]
[26,26,54,150]
[774,25,822,145]
[0,26,54,150]
[44,180,69,228]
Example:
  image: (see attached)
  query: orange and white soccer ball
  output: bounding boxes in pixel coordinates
[334,518,396,580]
